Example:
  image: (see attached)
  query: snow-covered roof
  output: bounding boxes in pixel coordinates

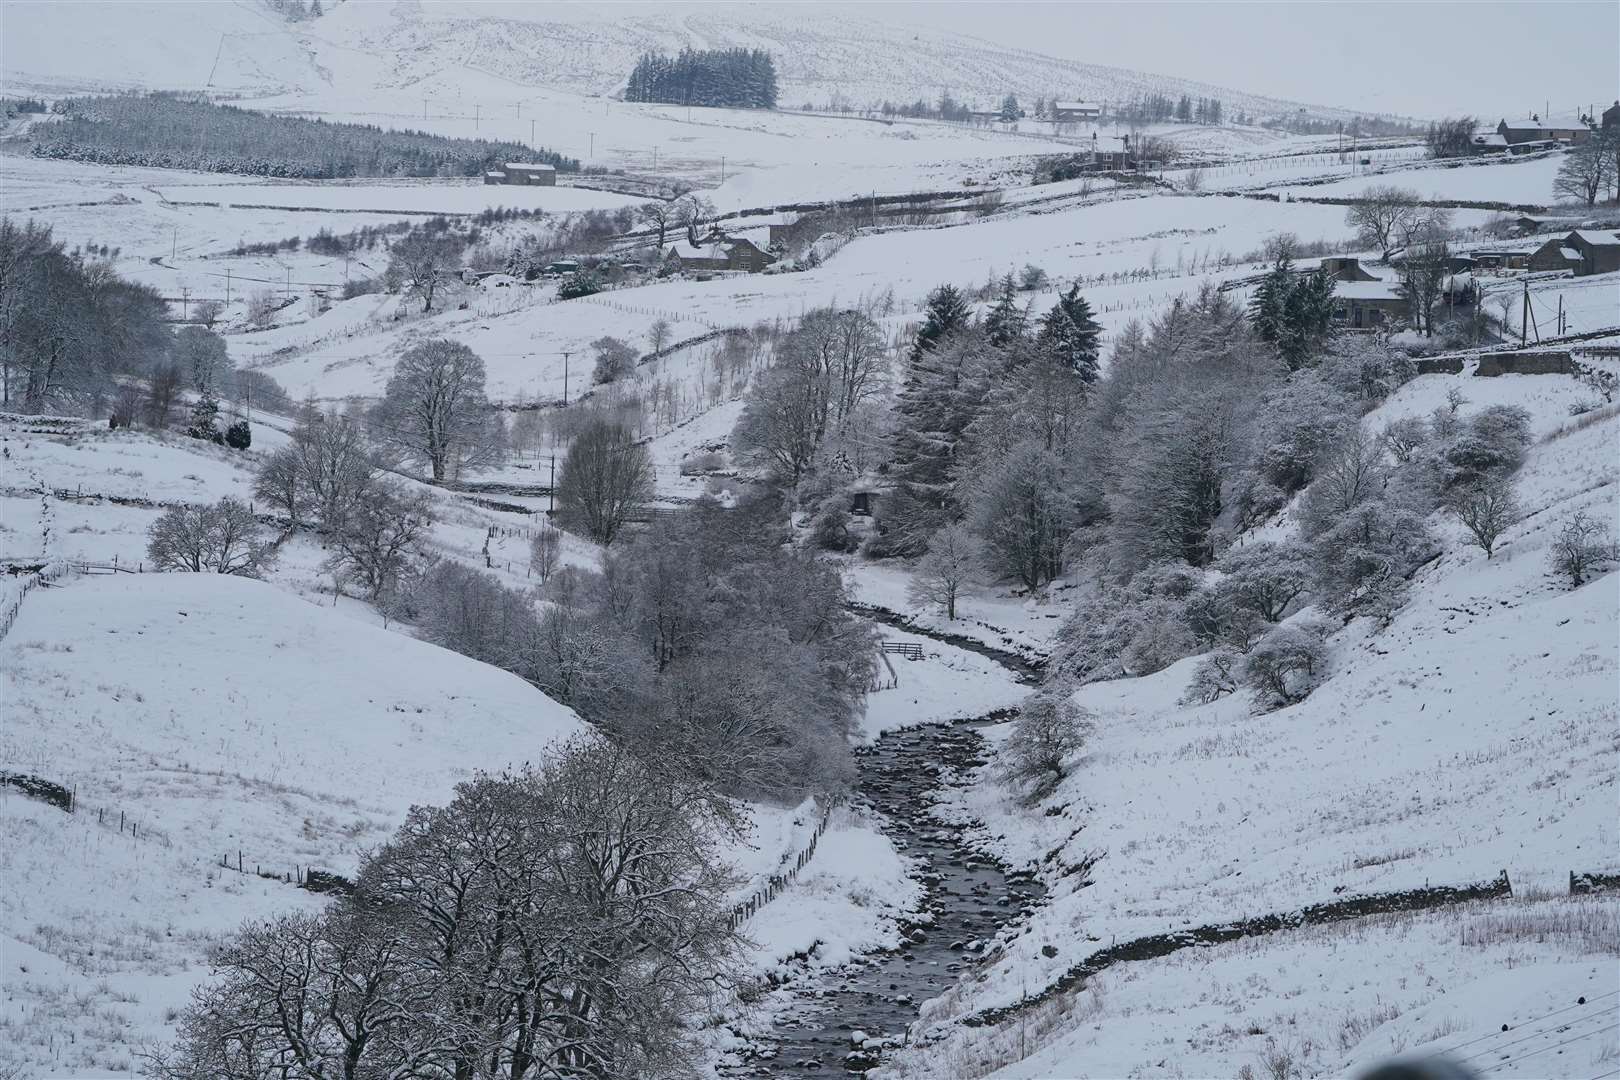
[1559,247,1582,260]
[1053,101,1101,112]
[484,170,506,177]
[1501,115,1588,131]
[666,239,731,260]
[1570,229,1620,247]
[770,211,800,226]
[1334,280,1405,301]
[504,161,557,171]
[1472,132,1508,147]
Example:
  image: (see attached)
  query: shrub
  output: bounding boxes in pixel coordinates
[341,276,379,300]
[1183,647,1240,704]
[224,419,252,449]
[1447,476,1517,559]
[997,692,1090,804]
[557,271,603,300]
[1549,510,1618,588]
[810,504,858,552]
[1241,621,1330,711]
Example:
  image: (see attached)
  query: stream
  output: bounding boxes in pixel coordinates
[728,721,1044,1076]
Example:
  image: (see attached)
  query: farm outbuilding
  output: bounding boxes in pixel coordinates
[1052,101,1102,122]
[500,162,557,186]
[1332,280,1407,330]
[1528,238,1584,273]
[1566,230,1620,276]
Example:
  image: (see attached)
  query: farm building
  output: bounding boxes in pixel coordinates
[1496,114,1592,145]
[1052,101,1102,122]
[498,162,557,186]
[1605,101,1620,129]
[1566,230,1620,276]
[663,234,776,273]
[1469,247,1533,271]
[1528,237,1585,273]
[1332,279,1407,330]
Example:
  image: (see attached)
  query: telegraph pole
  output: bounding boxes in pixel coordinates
[474,104,480,130]
[225,268,232,306]
[561,351,571,405]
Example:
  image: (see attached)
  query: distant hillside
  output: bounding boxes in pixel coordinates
[1,0,1370,124]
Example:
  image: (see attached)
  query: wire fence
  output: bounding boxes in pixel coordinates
[727,800,838,931]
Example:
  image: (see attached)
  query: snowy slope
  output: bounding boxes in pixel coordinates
[0,572,584,1078]
[878,371,1620,1076]
[2,0,1356,121]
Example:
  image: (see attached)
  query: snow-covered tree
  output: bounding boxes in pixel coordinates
[146,498,270,575]
[556,418,651,544]
[970,440,1074,590]
[373,338,497,482]
[908,522,978,619]
[997,692,1091,804]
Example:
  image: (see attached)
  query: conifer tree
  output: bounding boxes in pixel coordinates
[910,283,972,364]
[1035,285,1102,383]
[983,273,1029,349]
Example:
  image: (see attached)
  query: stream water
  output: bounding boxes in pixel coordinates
[728,721,1043,1076]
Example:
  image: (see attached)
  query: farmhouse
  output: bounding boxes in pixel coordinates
[1331,279,1407,330]
[1310,255,1378,282]
[1605,101,1620,129]
[663,233,776,273]
[498,162,558,186]
[1566,230,1620,276]
[1052,101,1102,122]
[1495,114,1592,145]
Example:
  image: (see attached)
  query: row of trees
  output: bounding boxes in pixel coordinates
[150,735,742,1079]
[624,49,778,109]
[35,93,577,179]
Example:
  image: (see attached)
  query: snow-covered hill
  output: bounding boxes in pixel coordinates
[0,572,584,1077]
[1,0,1361,122]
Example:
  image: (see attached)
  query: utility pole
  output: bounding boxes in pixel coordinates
[225,268,232,306]
[653,145,659,170]
[720,155,725,184]
[171,226,177,261]
[1521,278,1529,343]
[530,118,536,146]
[424,98,428,121]
[475,103,480,130]
[548,454,555,514]
[286,266,292,300]
[181,286,190,321]
[561,351,571,405]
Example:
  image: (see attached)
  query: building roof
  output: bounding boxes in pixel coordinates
[1334,280,1405,301]
[484,170,506,177]
[504,162,557,171]
[1472,132,1508,147]
[1053,101,1101,111]
[1571,229,1620,247]
[1560,247,1582,260]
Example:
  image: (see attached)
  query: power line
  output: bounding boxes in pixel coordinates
[1432,991,1617,1060]
[1479,1024,1618,1075]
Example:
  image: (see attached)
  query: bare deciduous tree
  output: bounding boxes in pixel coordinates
[373,338,496,482]
[556,418,651,544]
[385,231,464,312]
[1448,476,1517,559]
[908,522,977,619]
[636,199,676,247]
[328,483,433,601]
[255,409,377,531]
[1549,509,1618,588]
[529,523,562,583]
[673,194,718,245]
[1343,186,1422,262]
[1553,132,1620,207]
[146,497,271,575]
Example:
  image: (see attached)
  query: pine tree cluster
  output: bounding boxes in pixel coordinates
[1247,258,1337,371]
[624,49,778,110]
[32,94,577,179]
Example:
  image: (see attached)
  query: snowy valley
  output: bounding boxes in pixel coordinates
[1,3,1617,1079]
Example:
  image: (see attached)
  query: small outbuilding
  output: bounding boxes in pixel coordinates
[1528,238,1584,273]
[483,170,507,185]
